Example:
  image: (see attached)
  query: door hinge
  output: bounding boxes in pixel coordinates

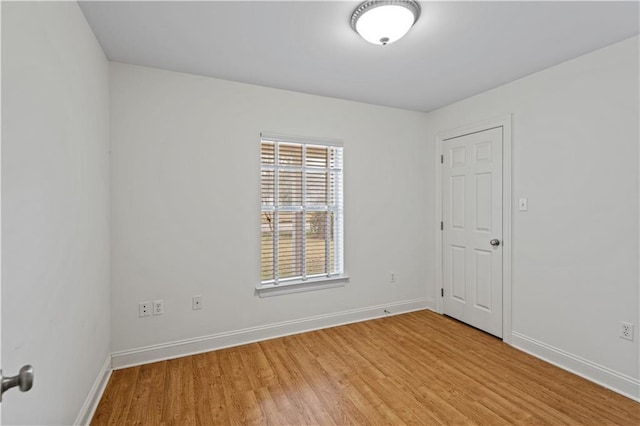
[440,154,443,164]
[440,221,443,231]
[441,288,444,297]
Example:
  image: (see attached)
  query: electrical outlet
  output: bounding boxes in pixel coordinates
[153,300,164,315]
[519,197,528,211]
[138,301,151,318]
[620,322,634,341]
[192,295,202,310]
[389,271,395,283]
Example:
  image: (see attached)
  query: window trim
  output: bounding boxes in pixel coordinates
[260,131,343,148]
[258,132,346,296]
[255,274,350,298]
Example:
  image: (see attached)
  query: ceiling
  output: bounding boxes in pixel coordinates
[79,1,639,112]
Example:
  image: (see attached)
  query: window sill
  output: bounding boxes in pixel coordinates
[256,275,349,298]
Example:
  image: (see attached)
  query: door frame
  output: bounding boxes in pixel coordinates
[435,115,513,344]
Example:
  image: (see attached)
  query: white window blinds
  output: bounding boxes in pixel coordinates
[260,135,344,285]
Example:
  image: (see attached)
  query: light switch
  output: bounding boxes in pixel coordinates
[519,198,528,211]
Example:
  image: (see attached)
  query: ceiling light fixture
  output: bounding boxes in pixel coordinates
[350,0,421,46]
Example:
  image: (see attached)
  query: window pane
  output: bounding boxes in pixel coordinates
[261,213,275,281]
[261,170,274,206]
[306,172,327,206]
[306,211,327,275]
[306,146,328,168]
[278,143,302,166]
[261,141,275,165]
[260,138,343,284]
[329,210,341,275]
[278,212,303,280]
[328,172,342,207]
[278,171,302,206]
[329,146,343,169]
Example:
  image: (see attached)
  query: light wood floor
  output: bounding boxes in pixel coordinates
[92,310,640,425]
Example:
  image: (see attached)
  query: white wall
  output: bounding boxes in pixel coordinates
[109,63,431,360]
[2,2,111,424]
[424,36,639,397]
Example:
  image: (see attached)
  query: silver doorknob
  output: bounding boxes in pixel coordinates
[0,365,34,401]
[490,239,501,246]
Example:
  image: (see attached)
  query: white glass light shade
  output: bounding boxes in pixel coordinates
[356,5,414,45]
[351,1,420,46]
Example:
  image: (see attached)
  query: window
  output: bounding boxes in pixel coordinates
[260,133,344,288]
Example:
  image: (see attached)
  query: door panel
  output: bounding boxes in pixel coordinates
[442,127,503,337]
[474,249,492,311]
[475,173,492,231]
[451,176,465,229]
[451,246,466,301]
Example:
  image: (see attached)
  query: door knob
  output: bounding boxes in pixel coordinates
[0,365,34,401]
[490,239,501,246]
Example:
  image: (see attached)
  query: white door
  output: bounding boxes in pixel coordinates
[442,127,503,338]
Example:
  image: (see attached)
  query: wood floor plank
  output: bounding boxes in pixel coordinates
[125,362,165,425]
[240,342,279,390]
[192,353,218,425]
[91,369,132,425]
[253,386,288,425]
[94,367,140,425]
[92,311,640,425]
[161,357,196,425]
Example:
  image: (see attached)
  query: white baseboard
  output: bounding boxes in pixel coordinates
[74,356,112,425]
[511,331,640,402]
[111,298,429,369]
